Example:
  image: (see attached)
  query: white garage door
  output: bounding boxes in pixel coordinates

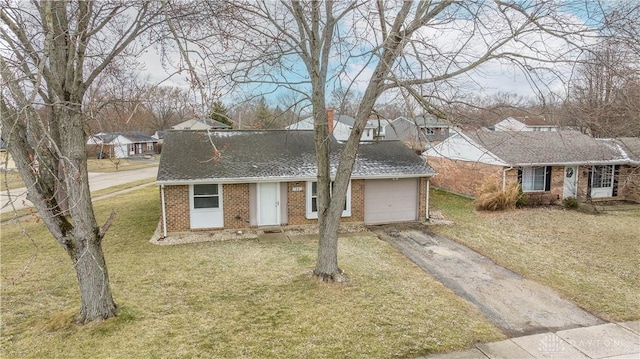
[364,178,418,224]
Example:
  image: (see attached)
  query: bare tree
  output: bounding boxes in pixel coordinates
[0,1,174,323]
[562,42,640,137]
[329,87,361,117]
[145,85,194,131]
[168,1,607,281]
[559,1,640,138]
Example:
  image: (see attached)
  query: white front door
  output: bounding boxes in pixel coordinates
[258,182,280,226]
[591,165,614,198]
[563,166,578,199]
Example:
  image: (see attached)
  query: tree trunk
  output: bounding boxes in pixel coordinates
[68,235,117,324]
[314,206,343,281]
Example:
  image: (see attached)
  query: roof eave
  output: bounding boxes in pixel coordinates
[510,159,632,167]
[157,172,435,185]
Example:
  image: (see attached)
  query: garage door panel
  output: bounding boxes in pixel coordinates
[365,179,418,224]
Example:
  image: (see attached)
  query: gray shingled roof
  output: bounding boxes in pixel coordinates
[613,137,640,163]
[465,131,627,165]
[157,130,435,183]
[95,131,157,143]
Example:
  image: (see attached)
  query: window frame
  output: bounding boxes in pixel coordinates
[591,165,613,189]
[191,184,221,209]
[306,180,351,219]
[521,166,547,192]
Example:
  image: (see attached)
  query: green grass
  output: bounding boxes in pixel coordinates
[430,189,640,322]
[1,186,503,358]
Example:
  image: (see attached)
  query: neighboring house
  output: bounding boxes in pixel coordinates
[604,137,640,202]
[286,109,377,142]
[384,116,453,147]
[172,118,232,130]
[86,132,158,158]
[492,116,559,132]
[157,130,435,233]
[152,130,165,143]
[426,130,639,204]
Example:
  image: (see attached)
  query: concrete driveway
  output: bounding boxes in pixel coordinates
[370,223,604,337]
[1,166,158,214]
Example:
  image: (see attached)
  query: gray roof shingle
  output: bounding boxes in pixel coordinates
[157,130,435,183]
[95,131,157,143]
[612,137,640,163]
[464,131,627,165]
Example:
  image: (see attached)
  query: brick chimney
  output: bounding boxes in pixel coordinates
[327,108,334,134]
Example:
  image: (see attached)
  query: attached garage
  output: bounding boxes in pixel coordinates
[364,178,419,224]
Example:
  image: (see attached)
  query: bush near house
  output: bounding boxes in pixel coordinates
[474,176,521,211]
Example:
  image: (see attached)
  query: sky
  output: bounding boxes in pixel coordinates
[136,1,604,110]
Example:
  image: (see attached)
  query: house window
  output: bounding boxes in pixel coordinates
[522,166,547,192]
[129,144,135,154]
[147,142,153,151]
[193,184,220,208]
[591,165,613,188]
[306,181,351,219]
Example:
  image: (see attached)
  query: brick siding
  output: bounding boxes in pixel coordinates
[162,185,190,231]
[163,178,429,233]
[428,157,504,197]
[223,183,250,228]
[418,177,428,219]
[286,180,364,225]
[429,157,575,205]
[619,165,640,201]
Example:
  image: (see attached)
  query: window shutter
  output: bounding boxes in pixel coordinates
[612,165,620,197]
[517,168,522,184]
[544,166,552,191]
[587,167,592,198]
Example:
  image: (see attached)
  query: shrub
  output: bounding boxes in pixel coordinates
[515,185,527,208]
[474,176,521,211]
[563,196,580,209]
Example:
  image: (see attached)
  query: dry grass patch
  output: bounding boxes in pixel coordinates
[0,158,157,192]
[86,158,158,173]
[1,186,502,358]
[431,189,640,322]
[0,171,23,191]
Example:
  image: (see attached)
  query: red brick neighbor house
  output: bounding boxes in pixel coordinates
[157,130,436,234]
[425,131,639,204]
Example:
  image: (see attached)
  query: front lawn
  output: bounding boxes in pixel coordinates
[430,189,640,322]
[1,186,503,358]
[0,159,157,191]
[0,171,23,192]
[86,158,158,172]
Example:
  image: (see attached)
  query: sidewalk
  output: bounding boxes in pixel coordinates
[424,321,640,359]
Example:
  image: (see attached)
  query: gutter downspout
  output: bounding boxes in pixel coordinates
[426,179,430,220]
[160,184,167,238]
[502,166,514,190]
